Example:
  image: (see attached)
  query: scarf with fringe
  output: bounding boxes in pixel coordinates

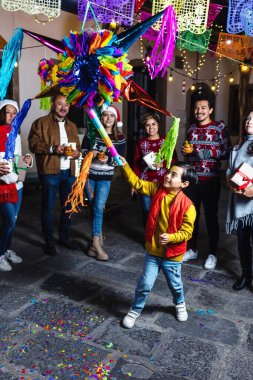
[226,135,253,233]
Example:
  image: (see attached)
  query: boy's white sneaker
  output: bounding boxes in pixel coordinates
[175,302,188,322]
[5,250,22,264]
[122,310,140,329]
[183,249,198,262]
[0,256,12,271]
[204,254,217,270]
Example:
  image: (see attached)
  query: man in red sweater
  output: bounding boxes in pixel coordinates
[182,95,231,270]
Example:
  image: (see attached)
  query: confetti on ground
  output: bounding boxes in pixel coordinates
[187,275,212,284]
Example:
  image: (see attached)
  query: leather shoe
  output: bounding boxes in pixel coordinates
[59,239,78,250]
[232,276,252,291]
[44,243,57,256]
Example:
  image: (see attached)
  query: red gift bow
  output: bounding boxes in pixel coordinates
[237,169,253,190]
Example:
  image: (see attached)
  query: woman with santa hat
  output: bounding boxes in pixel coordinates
[0,99,32,271]
[82,105,126,261]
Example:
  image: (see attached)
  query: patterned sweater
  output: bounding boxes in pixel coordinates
[82,133,126,181]
[186,121,231,181]
[133,136,177,183]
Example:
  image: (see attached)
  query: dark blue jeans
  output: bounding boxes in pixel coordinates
[39,170,76,244]
[0,188,22,256]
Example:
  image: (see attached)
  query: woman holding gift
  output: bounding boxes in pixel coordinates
[226,110,253,290]
[0,99,32,271]
[132,112,177,225]
[82,105,125,261]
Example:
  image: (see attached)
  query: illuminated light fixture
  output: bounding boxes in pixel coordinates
[191,84,196,90]
[240,64,250,73]
[110,19,117,29]
[229,75,234,83]
[211,82,216,91]
[168,69,173,81]
[226,38,232,45]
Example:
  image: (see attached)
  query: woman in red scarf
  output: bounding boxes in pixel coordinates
[0,100,31,271]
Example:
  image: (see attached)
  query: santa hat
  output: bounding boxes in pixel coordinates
[0,99,19,112]
[101,104,123,128]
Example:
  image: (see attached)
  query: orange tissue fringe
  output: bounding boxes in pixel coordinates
[65,152,93,217]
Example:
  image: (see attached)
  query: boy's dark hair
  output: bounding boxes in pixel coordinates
[173,161,198,186]
[194,94,214,110]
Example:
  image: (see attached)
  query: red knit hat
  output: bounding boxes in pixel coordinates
[101,104,123,128]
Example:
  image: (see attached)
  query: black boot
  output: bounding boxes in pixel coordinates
[232,276,252,291]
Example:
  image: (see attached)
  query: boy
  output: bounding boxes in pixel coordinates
[119,158,197,328]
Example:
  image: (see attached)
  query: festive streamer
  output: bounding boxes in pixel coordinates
[152,0,210,34]
[216,32,250,62]
[240,1,253,37]
[177,30,212,54]
[207,3,223,28]
[78,0,135,26]
[227,0,246,34]
[155,117,180,168]
[147,5,177,79]
[4,99,32,160]
[2,0,61,18]
[135,0,146,13]
[0,28,23,100]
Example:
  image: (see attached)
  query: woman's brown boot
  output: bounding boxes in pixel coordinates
[88,236,108,261]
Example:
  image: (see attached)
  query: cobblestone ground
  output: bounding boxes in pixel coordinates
[0,171,252,380]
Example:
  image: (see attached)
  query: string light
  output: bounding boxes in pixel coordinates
[211,81,216,91]
[214,55,222,93]
[140,36,146,65]
[34,15,54,25]
[180,50,206,76]
[191,84,196,90]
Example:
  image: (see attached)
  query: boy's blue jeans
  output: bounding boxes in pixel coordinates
[132,252,184,313]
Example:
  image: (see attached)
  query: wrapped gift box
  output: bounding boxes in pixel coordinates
[143,152,157,170]
[230,162,253,189]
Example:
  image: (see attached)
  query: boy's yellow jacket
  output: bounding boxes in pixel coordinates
[122,163,196,261]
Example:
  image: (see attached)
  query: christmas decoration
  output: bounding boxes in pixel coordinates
[78,0,135,26]
[147,5,177,79]
[216,32,250,62]
[1,0,61,18]
[177,30,212,54]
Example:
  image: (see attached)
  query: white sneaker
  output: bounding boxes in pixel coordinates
[122,309,140,329]
[5,250,22,264]
[0,256,12,271]
[175,302,188,322]
[183,249,198,262]
[204,254,217,270]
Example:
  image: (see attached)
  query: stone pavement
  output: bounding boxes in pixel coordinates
[0,170,253,380]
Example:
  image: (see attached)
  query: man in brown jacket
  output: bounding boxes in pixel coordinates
[28,94,81,256]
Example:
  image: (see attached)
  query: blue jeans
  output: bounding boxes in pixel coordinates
[0,188,22,256]
[132,252,184,313]
[39,170,76,244]
[85,179,111,237]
